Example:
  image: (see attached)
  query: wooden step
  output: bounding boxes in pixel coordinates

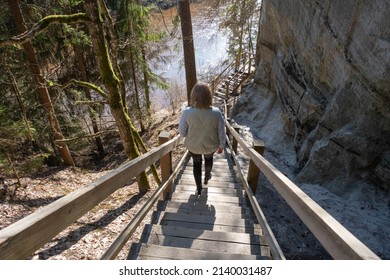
[182,161,237,169]
[156,200,260,226]
[142,225,267,256]
[177,172,236,182]
[130,243,269,260]
[175,184,242,196]
[151,211,259,234]
[159,206,249,219]
[169,191,244,205]
[146,224,267,246]
[171,192,242,205]
[213,95,225,100]
[159,206,259,225]
[185,160,235,168]
[156,200,247,215]
[182,166,237,175]
[176,179,241,189]
[180,170,238,180]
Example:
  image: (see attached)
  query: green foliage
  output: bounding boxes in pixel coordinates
[62,23,90,47]
[59,0,85,7]
[220,0,260,58]
[19,154,48,174]
[0,0,185,176]
[0,106,35,143]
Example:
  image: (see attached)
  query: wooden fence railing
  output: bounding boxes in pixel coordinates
[225,120,380,260]
[0,134,183,259]
[101,149,190,259]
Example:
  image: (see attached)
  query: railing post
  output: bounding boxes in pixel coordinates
[226,118,231,138]
[159,131,172,199]
[225,80,229,99]
[243,52,247,72]
[248,53,253,74]
[247,139,265,193]
[232,125,240,154]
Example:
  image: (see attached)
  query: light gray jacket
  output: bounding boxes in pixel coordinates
[179,106,226,154]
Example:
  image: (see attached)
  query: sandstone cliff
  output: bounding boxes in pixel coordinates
[234,0,390,191]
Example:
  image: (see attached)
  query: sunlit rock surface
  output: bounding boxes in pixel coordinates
[235,0,390,190]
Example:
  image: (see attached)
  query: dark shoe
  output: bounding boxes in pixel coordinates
[196,185,202,196]
[204,173,212,185]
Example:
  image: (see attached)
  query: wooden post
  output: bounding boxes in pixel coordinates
[226,118,231,138]
[225,80,230,99]
[232,125,240,154]
[247,139,265,193]
[248,53,253,74]
[159,131,172,199]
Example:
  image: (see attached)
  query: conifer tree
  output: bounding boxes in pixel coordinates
[7,0,75,166]
[1,0,163,192]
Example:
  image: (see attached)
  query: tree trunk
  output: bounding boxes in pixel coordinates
[84,0,150,192]
[235,0,246,70]
[141,47,152,123]
[6,69,33,142]
[177,0,197,103]
[99,0,129,114]
[74,45,105,157]
[129,49,146,133]
[135,0,152,123]
[8,0,75,166]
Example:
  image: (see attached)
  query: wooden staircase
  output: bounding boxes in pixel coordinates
[214,68,253,100]
[128,149,271,260]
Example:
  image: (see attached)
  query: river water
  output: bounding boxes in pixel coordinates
[149,1,230,109]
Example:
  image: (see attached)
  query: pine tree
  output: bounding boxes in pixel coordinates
[7,0,75,166]
[0,0,164,192]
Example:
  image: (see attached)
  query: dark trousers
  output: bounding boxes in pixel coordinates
[190,152,214,187]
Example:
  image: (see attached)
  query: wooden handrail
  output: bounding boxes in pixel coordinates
[0,135,183,259]
[225,120,380,260]
[225,134,285,260]
[101,149,190,259]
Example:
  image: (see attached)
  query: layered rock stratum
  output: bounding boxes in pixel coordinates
[235,0,389,191]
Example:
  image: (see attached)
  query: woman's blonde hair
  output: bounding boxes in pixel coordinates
[190,82,212,109]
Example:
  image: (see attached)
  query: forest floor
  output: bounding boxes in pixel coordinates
[0,109,185,260]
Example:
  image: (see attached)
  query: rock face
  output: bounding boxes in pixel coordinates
[237,0,390,190]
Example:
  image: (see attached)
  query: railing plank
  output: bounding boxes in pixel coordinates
[225,135,285,260]
[0,135,182,260]
[101,150,190,260]
[225,121,380,260]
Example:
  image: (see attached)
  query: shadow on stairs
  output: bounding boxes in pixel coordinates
[128,148,272,260]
